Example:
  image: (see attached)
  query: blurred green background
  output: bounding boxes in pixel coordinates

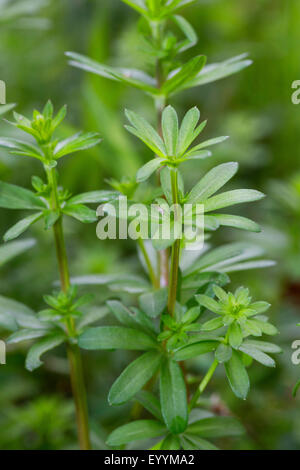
[1,0,300,450]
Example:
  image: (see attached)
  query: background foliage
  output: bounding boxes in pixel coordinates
[0,0,300,450]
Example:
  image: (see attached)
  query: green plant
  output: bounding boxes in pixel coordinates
[62,0,280,450]
[0,102,113,449]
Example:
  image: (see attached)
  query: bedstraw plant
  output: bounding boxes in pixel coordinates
[0,0,281,451]
[68,0,279,450]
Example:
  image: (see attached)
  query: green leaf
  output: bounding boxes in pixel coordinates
[136,158,164,183]
[172,15,197,52]
[109,350,162,405]
[242,339,281,354]
[0,238,35,266]
[107,300,156,335]
[250,319,278,336]
[181,435,218,450]
[43,210,60,230]
[7,328,49,344]
[125,109,166,156]
[0,137,45,161]
[162,106,178,156]
[138,289,168,318]
[0,103,16,116]
[160,357,188,434]
[201,316,224,332]
[54,132,102,159]
[160,434,181,450]
[204,189,265,213]
[228,322,243,349]
[187,416,244,438]
[181,54,252,90]
[106,420,166,446]
[239,344,276,368]
[25,334,65,371]
[215,343,232,363]
[135,390,163,421]
[63,204,97,223]
[210,214,261,232]
[0,295,42,331]
[177,107,201,156]
[78,326,157,351]
[66,52,158,94]
[186,162,238,204]
[173,340,219,361]
[225,350,250,399]
[68,190,118,205]
[162,56,206,95]
[184,242,265,277]
[224,260,276,273]
[0,181,46,210]
[195,294,222,314]
[4,212,43,241]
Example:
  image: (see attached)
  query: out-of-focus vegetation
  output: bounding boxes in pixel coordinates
[0,0,300,450]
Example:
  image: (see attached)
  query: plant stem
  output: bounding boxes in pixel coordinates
[168,168,180,316]
[48,166,91,450]
[188,359,219,411]
[138,238,159,289]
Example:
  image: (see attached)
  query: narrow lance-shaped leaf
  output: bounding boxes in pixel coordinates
[63,204,97,223]
[184,242,265,277]
[7,328,49,344]
[0,181,46,210]
[0,138,44,161]
[66,52,158,94]
[172,15,197,52]
[239,344,276,368]
[4,212,43,242]
[106,420,166,447]
[180,54,252,90]
[68,190,119,205]
[186,416,244,438]
[0,239,35,267]
[225,350,250,399]
[25,334,65,371]
[162,55,206,95]
[54,132,102,159]
[109,350,162,405]
[210,214,261,232]
[203,189,265,213]
[160,357,188,434]
[186,162,238,204]
[162,106,178,156]
[78,326,157,351]
[173,340,219,361]
[136,158,164,183]
[177,106,200,156]
[125,109,166,156]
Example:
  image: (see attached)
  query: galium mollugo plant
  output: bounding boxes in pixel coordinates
[61,0,280,450]
[77,105,281,449]
[0,101,116,449]
[0,0,280,451]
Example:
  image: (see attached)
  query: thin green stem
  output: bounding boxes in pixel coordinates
[138,238,159,289]
[188,359,219,411]
[167,168,180,316]
[47,166,91,450]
